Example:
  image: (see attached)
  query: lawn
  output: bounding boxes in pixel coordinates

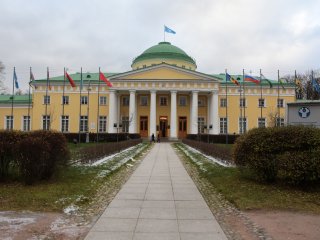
[175,143,320,214]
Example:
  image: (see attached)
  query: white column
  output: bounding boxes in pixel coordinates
[108,90,117,133]
[170,90,177,140]
[191,90,198,134]
[150,90,157,137]
[210,90,219,134]
[129,90,136,133]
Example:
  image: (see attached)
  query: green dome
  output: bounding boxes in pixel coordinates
[131,42,196,69]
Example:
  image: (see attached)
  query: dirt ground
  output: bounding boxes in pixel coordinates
[1,145,319,240]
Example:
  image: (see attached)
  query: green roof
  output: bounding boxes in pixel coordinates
[132,42,196,66]
[0,94,32,104]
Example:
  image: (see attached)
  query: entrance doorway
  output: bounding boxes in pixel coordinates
[140,116,148,137]
[178,116,187,138]
[159,116,168,137]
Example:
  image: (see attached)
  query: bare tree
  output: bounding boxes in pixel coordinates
[0,61,8,94]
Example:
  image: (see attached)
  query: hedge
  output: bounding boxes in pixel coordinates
[187,134,239,144]
[233,126,320,185]
[63,133,141,143]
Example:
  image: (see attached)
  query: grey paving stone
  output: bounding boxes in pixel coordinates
[133,232,180,240]
[175,200,208,209]
[176,208,214,220]
[178,219,223,233]
[142,200,175,208]
[108,200,143,208]
[101,207,141,218]
[84,231,134,240]
[91,218,137,232]
[180,232,228,240]
[139,207,177,219]
[135,219,179,233]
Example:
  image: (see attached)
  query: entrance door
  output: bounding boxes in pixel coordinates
[159,116,168,137]
[178,116,187,138]
[140,116,148,137]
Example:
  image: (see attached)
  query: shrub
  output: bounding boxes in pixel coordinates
[233,126,320,185]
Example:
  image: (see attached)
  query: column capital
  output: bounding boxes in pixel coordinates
[150,89,157,94]
[192,90,199,94]
[211,89,219,95]
[170,90,177,94]
[109,89,117,93]
[129,89,136,94]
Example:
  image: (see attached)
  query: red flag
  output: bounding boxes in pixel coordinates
[99,72,112,87]
[66,72,76,87]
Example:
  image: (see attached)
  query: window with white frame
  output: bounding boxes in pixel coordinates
[240,98,246,107]
[258,117,266,128]
[140,96,148,106]
[258,98,265,107]
[42,115,50,130]
[43,95,50,104]
[277,99,284,108]
[122,96,129,106]
[80,115,88,132]
[23,116,30,131]
[276,117,285,127]
[198,117,205,134]
[239,117,247,134]
[81,96,88,105]
[198,97,206,107]
[179,96,187,106]
[61,115,69,132]
[160,96,168,106]
[122,116,129,133]
[220,117,228,134]
[62,95,69,105]
[220,98,227,107]
[99,96,107,105]
[99,116,107,132]
[5,116,13,130]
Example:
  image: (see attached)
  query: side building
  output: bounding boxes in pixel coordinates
[0,42,296,138]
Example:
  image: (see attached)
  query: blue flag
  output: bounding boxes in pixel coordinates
[312,78,320,93]
[13,69,19,89]
[164,25,176,34]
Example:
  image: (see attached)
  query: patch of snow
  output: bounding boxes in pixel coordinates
[63,205,79,215]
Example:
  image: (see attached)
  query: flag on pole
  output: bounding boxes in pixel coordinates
[226,73,240,86]
[261,74,273,88]
[99,72,113,87]
[65,72,76,87]
[244,75,260,84]
[47,68,52,90]
[13,69,19,89]
[30,70,35,82]
[279,78,286,89]
[164,25,176,34]
[312,78,320,93]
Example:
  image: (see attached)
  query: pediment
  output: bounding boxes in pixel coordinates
[110,64,220,82]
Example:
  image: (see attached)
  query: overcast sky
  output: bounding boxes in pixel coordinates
[1,0,320,91]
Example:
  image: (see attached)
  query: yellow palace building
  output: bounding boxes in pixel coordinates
[0,42,296,139]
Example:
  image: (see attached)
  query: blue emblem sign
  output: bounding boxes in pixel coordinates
[298,107,310,118]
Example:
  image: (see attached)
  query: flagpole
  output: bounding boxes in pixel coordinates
[28,67,32,131]
[62,68,66,125]
[239,73,242,133]
[164,26,165,41]
[225,69,228,144]
[11,67,15,130]
[45,67,49,130]
[260,69,262,122]
[78,67,82,143]
[96,67,101,142]
[86,72,91,143]
[277,69,280,126]
[242,69,246,133]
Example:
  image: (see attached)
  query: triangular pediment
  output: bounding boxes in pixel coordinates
[110,63,220,82]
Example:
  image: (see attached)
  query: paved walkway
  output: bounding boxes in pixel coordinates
[85,143,227,240]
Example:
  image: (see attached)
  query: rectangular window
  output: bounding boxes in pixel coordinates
[122,116,129,133]
[258,98,265,107]
[140,96,148,106]
[277,99,284,108]
[80,116,88,132]
[179,96,187,106]
[43,95,50,104]
[42,115,50,130]
[220,118,228,134]
[99,116,107,132]
[81,96,88,105]
[99,96,107,105]
[5,116,13,130]
[61,115,69,132]
[122,96,129,106]
[62,95,69,105]
[240,98,246,107]
[258,117,266,128]
[160,96,168,106]
[198,117,205,134]
[276,117,285,127]
[220,98,227,107]
[23,116,31,131]
[239,117,247,134]
[198,97,206,107]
